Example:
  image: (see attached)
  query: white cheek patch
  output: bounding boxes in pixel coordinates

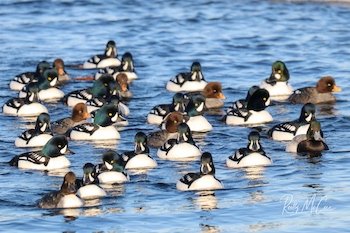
[111,113,118,122]
[174,103,180,111]
[50,78,58,87]
[29,94,34,102]
[265,98,271,106]
[274,73,281,79]
[60,145,67,154]
[105,162,113,170]
[197,102,204,112]
[191,73,197,81]
[123,62,128,71]
[40,123,47,132]
[88,174,95,182]
[306,114,312,122]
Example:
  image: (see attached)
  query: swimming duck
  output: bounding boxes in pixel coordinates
[69,103,122,141]
[122,132,157,169]
[269,103,316,141]
[64,74,115,107]
[176,152,223,191]
[185,94,212,132]
[51,103,90,135]
[38,171,84,209]
[9,61,50,91]
[147,93,188,126]
[115,73,132,99]
[76,163,107,199]
[200,82,226,109]
[286,120,328,155]
[53,58,70,83]
[225,86,272,125]
[83,40,121,69]
[15,112,53,148]
[226,131,272,168]
[288,76,341,104]
[157,123,201,161]
[19,68,64,101]
[95,150,129,184]
[147,111,185,148]
[166,61,208,92]
[260,61,293,100]
[9,135,72,170]
[3,82,48,117]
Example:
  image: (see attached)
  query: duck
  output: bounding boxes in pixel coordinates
[94,150,129,184]
[224,86,273,125]
[166,61,208,92]
[288,76,341,104]
[286,120,328,155]
[9,60,50,91]
[51,103,90,135]
[9,135,72,171]
[147,111,185,148]
[185,94,212,132]
[226,131,272,168]
[53,58,70,83]
[115,73,132,99]
[147,93,188,126]
[3,82,48,117]
[268,103,317,141]
[64,74,115,107]
[19,68,64,101]
[38,172,84,209]
[122,132,157,169]
[15,112,53,148]
[69,103,122,141]
[157,123,201,161]
[95,52,138,82]
[83,40,121,69]
[176,152,223,191]
[200,82,226,109]
[76,163,107,199]
[260,61,293,100]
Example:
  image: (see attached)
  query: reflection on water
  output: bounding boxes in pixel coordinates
[200,224,220,233]
[45,168,71,177]
[243,166,268,182]
[193,191,218,211]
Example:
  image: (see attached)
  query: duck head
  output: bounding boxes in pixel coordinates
[246,87,270,111]
[72,103,90,122]
[299,103,316,123]
[200,152,215,175]
[177,123,194,144]
[247,131,262,152]
[42,135,71,157]
[190,61,203,81]
[104,40,117,58]
[34,112,51,133]
[172,93,188,112]
[267,60,290,83]
[93,104,124,127]
[316,76,341,93]
[61,172,77,195]
[82,163,96,185]
[134,132,149,154]
[185,95,206,117]
[202,82,225,99]
[120,52,134,72]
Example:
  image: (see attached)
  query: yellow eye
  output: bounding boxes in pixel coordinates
[104,83,108,86]
[174,120,177,124]
[278,70,281,74]
[327,83,331,86]
[58,144,62,148]
[48,76,52,81]
[263,98,267,101]
[108,112,113,117]
[195,103,198,106]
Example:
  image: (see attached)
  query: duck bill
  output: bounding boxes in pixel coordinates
[332,85,342,92]
[83,112,91,119]
[218,93,226,100]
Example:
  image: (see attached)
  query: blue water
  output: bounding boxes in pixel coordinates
[0,0,350,232]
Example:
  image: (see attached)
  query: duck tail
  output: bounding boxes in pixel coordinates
[9,156,19,166]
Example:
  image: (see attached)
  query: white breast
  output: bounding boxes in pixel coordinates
[186,116,213,132]
[97,58,121,68]
[166,80,208,93]
[260,81,293,100]
[125,154,158,169]
[15,134,52,148]
[5,103,48,117]
[157,143,201,161]
[225,110,273,125]
[97,171,129,184]
[57,194,84,208]
[76,184,107,200]
[38,88,65,101]
[18,156,71,171]
[187,175,223,191]
[227,152,272,168]
[70,125,120,141]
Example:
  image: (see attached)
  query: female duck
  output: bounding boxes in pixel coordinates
[3,82,48,117]
[260,61,293,100]
[76,163,107,199]
[269,103,316,141]
[94,151,129,184]
[288,76,341,104]
[9,60,50,91]
[200,82,226,109]
[185,95,212,133]
[157,123,201,161]
[38,172,84,209]
[53,58,70,83]
[166,61,208,93]
[15,112,53,148]
[226,131,272,168]
[176,152,223,191]
[122,132,157,169]
[51,103,90,135]
[69,104,122,141]
[286,120,328,155]
[225,86,272,125]
[147,93,188,126]
[83,40,121,69]
[9,135,72,171]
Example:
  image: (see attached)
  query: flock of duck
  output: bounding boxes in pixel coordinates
[3,40,341,209]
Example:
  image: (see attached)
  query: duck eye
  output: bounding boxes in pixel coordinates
[195,103,199,106]
[104,83,108,86]
[263,98,267,101]
[48,76,52,81]
[58,144,62,148]
[108,112,113,117]
[174,120,177,124]
[327,83,331,86]
[213,90,217,93]
[79,110,82,113]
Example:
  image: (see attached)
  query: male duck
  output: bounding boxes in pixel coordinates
[9,135,72,171]
[176,152,223,191]
[3,82,48,117]
[51,103,90,135]
[9,60,50,91]
[225,86,272,125]
[166,61,208,93]
[94,150,129,184]
[15,112,53,148]
[147,93,188,126]
[226,131,272,168]
[69,104,122,141]
[269,103,316,141]
[260,61,293,100]
[76,163,107,199]
[286,120,328,155]
[122,132,157,169]
[83,40,121,69]
[288,76,341,104]
[157,123,201,161]
[185,94,212,133]
[38,172,84,209]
